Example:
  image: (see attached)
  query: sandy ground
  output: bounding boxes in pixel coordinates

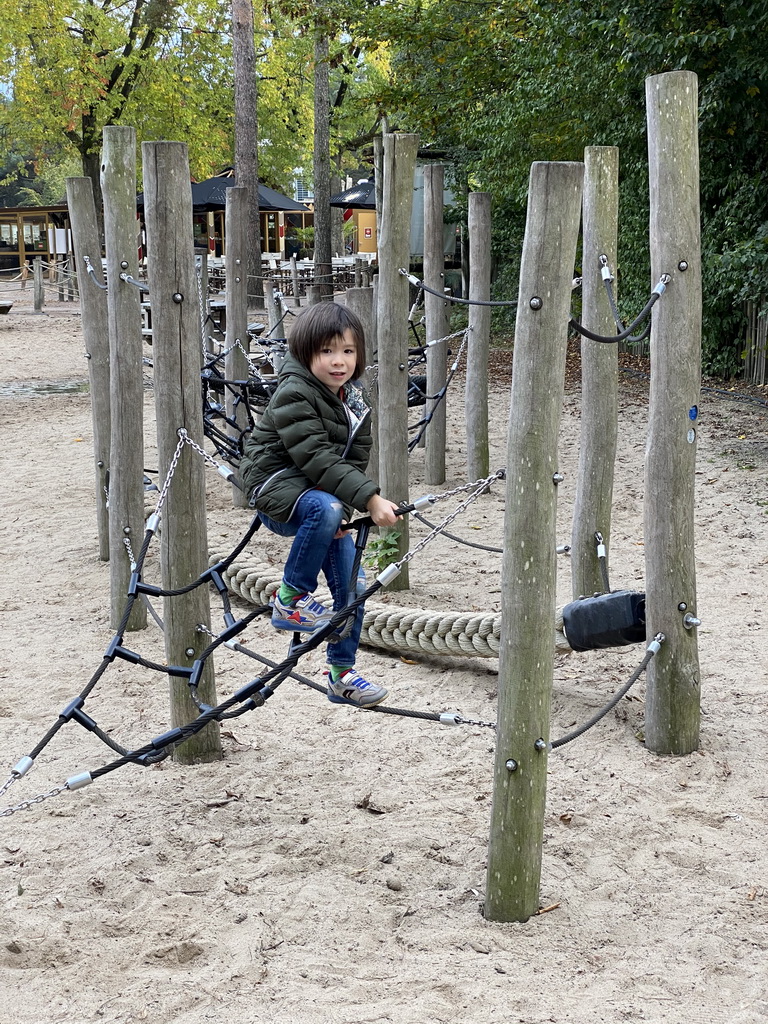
[1,296,767,1024]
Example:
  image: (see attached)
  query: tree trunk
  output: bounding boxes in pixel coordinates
[313,25,333,300]
[232,0,262,308]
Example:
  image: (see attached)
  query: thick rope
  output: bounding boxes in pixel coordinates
[212,556,573,658]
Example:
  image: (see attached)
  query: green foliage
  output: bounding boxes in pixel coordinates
[13,155,81,205]
[0,0,232,180]
[373,0,768,378]
[363,529,402,573]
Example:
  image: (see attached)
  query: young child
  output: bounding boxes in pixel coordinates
[239,303,399,708]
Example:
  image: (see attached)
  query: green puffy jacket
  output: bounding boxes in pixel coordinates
[239,353,378,523]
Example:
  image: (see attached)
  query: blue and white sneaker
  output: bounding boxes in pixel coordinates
[271,592,334,633]
[326,669,388,708]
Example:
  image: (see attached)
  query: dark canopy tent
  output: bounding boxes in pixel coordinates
[329,180,376,210]
[137,176,307,213]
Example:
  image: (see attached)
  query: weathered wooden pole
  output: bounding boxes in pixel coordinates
[377,132,419,589]
[486,161,584,922]
[423,164,449,483]
[225,186,250,508]
[571,147,620,599]
[262,277,283,335]
[142,140,222,763]
[644,71,701,755]
[290,255,301,307]
[33,258,44,311]
[345,284,378,482]
[66,175,111,561]
[101,126,146,631]
[370,275,381,483]
[466,191,492,482]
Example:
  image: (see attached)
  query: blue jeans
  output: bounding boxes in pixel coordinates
[259,489,366,667]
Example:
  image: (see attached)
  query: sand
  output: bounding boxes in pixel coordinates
[1,296,767,1024]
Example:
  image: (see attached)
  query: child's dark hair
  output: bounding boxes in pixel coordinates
[288,303,366,379]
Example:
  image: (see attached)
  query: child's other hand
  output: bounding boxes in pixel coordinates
[366,495,400,527]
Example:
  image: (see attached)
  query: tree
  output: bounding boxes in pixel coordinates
[0,0,232,213]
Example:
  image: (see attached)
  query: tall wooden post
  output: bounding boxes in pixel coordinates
[142,140,222,764]
[486,162,584,922]
[644,71,701,755]
[571,147,620,599]
[377,132,418,589]
[225,186,250,508]
[33,258,44,311]
[66,176,111,561]
[263,278,282,335]
[101,126,146,631]
[290,255,301,307]
[345,285,378,482]
[466,192,492,482]
[423,164,449,483]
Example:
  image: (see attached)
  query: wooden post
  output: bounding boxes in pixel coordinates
[142,140,222,764]
[33,258,44,311]
[290,255,301,307]
[423,164,449,483]
[571,147,620,599]
[370,275,380,483]
[486,161,584,923]
[345,286,378,482]
[466,192,492,482]
[225,186,250,508]
[644,71,701,755]
[263,277,282,335]
[66,176,111,561]
[101,126,146,631]
[377,132,419,589]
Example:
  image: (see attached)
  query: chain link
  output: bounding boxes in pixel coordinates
[0,784,66,818]
[455,715,497,730]
[123,536,136,569]
[151,433,187,516]
[395,471,505,571]
[428,469,506,506]
[196,265,209,365]
[178,429,227,473]
[0,772,18,799]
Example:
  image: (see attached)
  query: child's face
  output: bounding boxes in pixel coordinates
[310,329,358,394]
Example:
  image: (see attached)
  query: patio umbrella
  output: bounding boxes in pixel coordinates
[189,177,308,212]
[329,180,376,210]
